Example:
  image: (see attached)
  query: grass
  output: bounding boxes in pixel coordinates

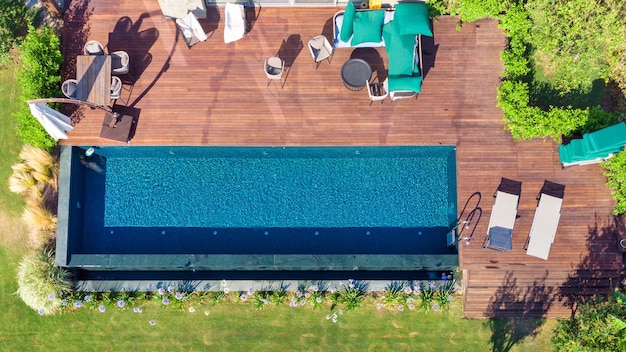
[0,58,26,216]
[530,62,605,110]
[0,48,554,351]
[0,286,555,351]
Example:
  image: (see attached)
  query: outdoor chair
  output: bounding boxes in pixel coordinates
[224,2,246,44]
[367,78,388,105]
[483,178,522,252]
[307,35,333,69]
[110,76,123,104]
[83,40,106,55]
[175,12,208,48]
[61,79,78,99]
[111,51,130,75]
[524,180,565,260]
[264,57,285,88]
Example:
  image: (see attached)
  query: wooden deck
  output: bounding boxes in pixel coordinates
[60,1,624,318]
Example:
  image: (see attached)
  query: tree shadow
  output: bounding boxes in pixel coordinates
[557,213,624,316]
[107,14,159,85]
[200,5,221,39]
[484,271,551,352]
[529,78,605,110]
[349,47,386,83]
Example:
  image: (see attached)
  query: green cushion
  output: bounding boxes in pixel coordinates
[382,22,416,76]
[339,2,356,42]
[394,2,432,37]
[351,10,385,45]
[388,74,422,93]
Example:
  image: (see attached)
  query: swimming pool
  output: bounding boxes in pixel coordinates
[57,146,458,274]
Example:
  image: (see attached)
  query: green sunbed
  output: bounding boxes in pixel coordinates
[558,122,626,167]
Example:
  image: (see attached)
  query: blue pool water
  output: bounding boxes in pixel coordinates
[78,146,457,255]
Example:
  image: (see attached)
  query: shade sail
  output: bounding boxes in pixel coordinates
[28,102,73,140]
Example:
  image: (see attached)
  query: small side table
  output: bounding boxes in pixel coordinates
[341,58,372,91]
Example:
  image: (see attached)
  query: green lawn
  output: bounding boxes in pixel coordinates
[0,53,554,352]
[0,60,26,216]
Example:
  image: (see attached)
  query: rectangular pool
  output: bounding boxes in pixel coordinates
[57,146,458,274]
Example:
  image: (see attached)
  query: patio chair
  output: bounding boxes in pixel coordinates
[366,78,388,105]
[83,40,106,55]
[307,35,333,69]
[175,12,208,48]
[264,57,284,88]
[111,51,130,75]
[483,178,522,252]
[110,76,123,104]
[61,79,78,99]
[524,180,565,260]
[224,2,246,44]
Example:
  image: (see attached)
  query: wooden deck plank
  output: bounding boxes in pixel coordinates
[59,1,623,318]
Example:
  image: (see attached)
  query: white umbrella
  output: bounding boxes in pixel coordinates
[27,102,73,140]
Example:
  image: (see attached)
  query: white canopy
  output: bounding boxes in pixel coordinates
[28,102,73,140]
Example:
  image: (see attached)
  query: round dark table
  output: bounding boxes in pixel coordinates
[341,58,372,91]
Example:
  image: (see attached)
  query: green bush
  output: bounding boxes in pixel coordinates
[498,4,531,80]
[15,25,63,150]
[497,80,589,141]
[581,107,621,134]
[444,0,509,22]
[602,151,626,215]
[16,247,72,315]
[0,0,34,63]
[551,292,626,351]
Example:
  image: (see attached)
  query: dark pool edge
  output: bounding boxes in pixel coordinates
[56,146,72,267]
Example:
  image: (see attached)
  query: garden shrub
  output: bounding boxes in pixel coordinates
[0,0,33,64]
[428,0,508,22]
[16,247,72,315]
[602,151,626,215]
[498,3,531,80]
[551,292,626,351]
[9,145,59,248]
[15,25,63,150]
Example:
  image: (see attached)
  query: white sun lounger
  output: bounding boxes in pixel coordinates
[483,178,521,252]
[484,191,518,251]
[224,3,246,44]
[176,12,208,48]
[526,193,563,260]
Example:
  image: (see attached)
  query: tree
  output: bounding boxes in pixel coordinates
[527,0,626,94]
[0,0,33,62]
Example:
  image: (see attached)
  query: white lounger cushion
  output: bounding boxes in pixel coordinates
[224,3,245,44]
[489,191,519,232]
[526,194,562,260]
[176,12,208,44]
